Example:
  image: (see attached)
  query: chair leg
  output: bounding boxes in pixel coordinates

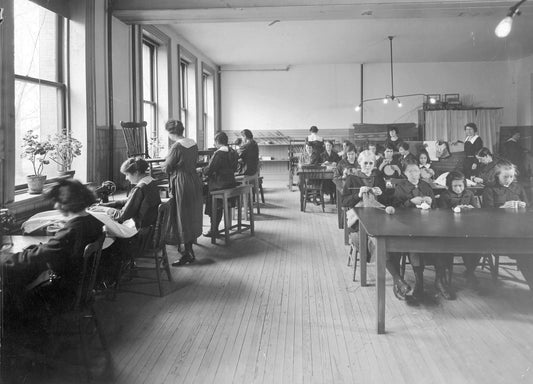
[320,190,325,212]
[347,245,352,266]
[162,247,172,282]
[400,253,407,278]
[154,250,164,297]
[353,249,359,282]
[259,179,265,203]
[223,200,231,244]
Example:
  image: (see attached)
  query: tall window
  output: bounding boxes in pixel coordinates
[14,0,68,186]
[202,68,215,148]
[142,38,159,156]
[179,60,189,133]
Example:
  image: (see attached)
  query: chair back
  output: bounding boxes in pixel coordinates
[152,200,172,250]
[121,121,149,158]
[74,233,106,311]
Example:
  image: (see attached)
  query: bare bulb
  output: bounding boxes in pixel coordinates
[383,98,389,104]
[495,16,513,38]
[429,97,436,104]
[355,105,361,112]
[397,101,403,108]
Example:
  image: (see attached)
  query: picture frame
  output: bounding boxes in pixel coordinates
[444,93,461,104]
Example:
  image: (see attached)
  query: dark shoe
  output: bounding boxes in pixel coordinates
[203,230,220,238]
[171,253,195,267]
[393,279,412,300]
[435,278,456,300]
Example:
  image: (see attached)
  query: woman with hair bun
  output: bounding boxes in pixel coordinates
[100,157,161,229]
[162,119,203,266]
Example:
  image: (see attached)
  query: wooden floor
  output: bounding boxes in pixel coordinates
[13,180,533,383]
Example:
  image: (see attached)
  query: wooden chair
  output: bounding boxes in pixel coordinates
[47,233,110,380]
[120,120,169,197]
[299,166,332,212]
[118,202,173,297]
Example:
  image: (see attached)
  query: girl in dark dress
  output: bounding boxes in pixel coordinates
[334,144,358,178]
[460,122,483,179]
[4,180,103,319]
[473,147,498,186]
[481,162,533,292]
[438,171,481,288]
[237,129,259,176]
[162,120,204,266]
[202,132,239,238]
[383,126,404,155]
[321,140,341,201]
[393,162,455,302]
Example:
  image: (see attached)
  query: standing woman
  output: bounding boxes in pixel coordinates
[162,120,203,266]
[383,126,404,155]
[238,129,259,176]
[459,122,483,179]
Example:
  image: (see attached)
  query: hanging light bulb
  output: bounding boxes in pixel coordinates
[495,16,513,38]
[355,104,361,112]
[397,99,402,108]
[429,97,436,104]
[383,97,389,104]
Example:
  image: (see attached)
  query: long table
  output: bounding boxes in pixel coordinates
[355,207,533,334]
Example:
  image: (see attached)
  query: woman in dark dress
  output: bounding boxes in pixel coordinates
[334,144,358,178]
[472,147,498,186]
[383,126,404,155]
[321,140,341,201]
[4,179,104,319]
[238,129,259,176]
[162,120,204,266]
[202,131,239,237]
[460,122,483,179]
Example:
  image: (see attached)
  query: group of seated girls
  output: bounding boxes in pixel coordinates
[341,149,533,305]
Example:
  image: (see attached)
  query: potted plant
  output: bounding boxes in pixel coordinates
[20,130,54,194]
[49,132,83,177]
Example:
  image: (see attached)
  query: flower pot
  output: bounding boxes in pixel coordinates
[58,170,75,179]
[27,175,47,194]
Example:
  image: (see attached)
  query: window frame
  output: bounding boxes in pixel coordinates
[13,5,69,191]
[177,45,198,141]
[142,37,159,148]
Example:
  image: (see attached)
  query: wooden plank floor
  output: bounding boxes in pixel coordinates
[21,180,533,383]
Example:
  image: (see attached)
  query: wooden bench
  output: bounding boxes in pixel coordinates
[210,184,255,245]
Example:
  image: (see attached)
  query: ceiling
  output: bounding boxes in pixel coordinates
[112,0,533,66]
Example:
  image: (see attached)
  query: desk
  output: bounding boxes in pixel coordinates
[355,207,533,334]
[297,168,334,212]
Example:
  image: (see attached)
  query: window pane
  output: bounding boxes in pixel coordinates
[142,42,153,102]
[14,0,58,82]
[15,80,62,185]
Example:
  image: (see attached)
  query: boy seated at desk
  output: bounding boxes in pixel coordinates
[392,161,455,303]
[3,179,104,325]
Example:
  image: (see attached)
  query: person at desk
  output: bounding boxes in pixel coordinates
[3,179,103,320]
[398,142,417,171]
[334,144,358,178]
[321,140,340,202]
[237,129,259,176]
[338,140,354,160]
[162,119,204,266]
[383,126,404,155]
[392,161,455,302]
[341,150,386,208]
[501,130,528,178]
[438,171,482,288]
[418,149,435,181]
[100,158,161,228]
[481,161,533,292]
[376,144,402,179]
[299,142,321,168]
[456,122,483,179]
[472,147,498,186]
[202,131,239,238]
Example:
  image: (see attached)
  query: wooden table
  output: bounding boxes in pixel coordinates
[355,207,533,334]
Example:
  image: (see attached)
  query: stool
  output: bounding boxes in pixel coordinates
[210,184,255,245]
[242,173,261,215]
[258,176,265,204]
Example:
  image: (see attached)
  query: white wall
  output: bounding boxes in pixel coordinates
[221,64,360,131]
[221,60,526,132]
[513,53,533,126]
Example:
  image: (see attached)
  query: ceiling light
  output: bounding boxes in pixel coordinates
[495,0,527,38]
[383,98,389,104]
[429,97,436,104]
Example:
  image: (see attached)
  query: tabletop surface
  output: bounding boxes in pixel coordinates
[354,207,533,239]
[2,235,52,255]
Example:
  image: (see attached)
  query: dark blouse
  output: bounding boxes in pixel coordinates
[438,189,480,209]
[399,152,417,171]
[477,161,498,186]
[334,159,358,178]
[393,179,435,208]
[341,170,386,208]
[321,150,341,164]
[204,147,239,191]
[238,140,260,176]
[384,137,404,153]
[464,137,483,157]
[10,214,104,293]
[376,157,402,178]
[105,180,161,229]
[482,181,528,208]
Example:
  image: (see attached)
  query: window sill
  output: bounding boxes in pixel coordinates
[6,192,53,218]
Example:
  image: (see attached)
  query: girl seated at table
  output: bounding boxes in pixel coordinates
[299,142,321,168]
[481,162,533,292]
[96,158,161,281]
[438,171,482,288]
[3,179,104,322]
[376,144,402,179]
[418,149,435,181]
[392,161,455,302]
[334,144,358,178]
[472,147,498,186]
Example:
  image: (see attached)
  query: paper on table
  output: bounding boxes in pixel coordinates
[87,211,137,238]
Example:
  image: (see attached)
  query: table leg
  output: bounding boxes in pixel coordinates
[211,195,217,244]
[376,237,386,334]
[337,198,343,229]
[223,199,230,245]
[360,227,368,286]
